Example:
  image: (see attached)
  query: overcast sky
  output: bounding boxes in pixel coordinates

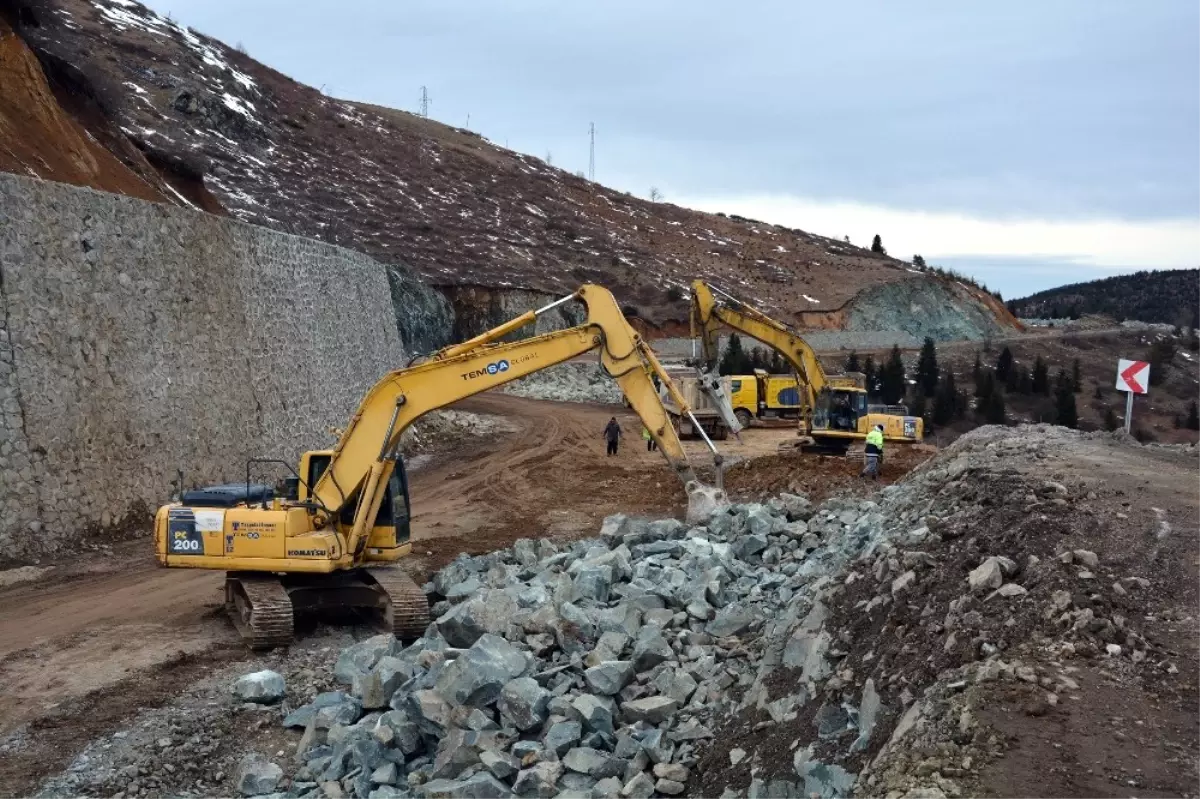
[145,0,1200,298]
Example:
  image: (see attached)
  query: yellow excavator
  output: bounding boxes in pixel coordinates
[689,279,923,454]
[155,285,727,650]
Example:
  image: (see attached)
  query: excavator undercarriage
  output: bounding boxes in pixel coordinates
[224,567,430,650]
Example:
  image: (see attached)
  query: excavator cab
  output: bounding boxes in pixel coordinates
[296,450,412,558]
[812,388,868,433]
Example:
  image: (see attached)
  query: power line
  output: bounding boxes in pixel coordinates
[588,122,595,181]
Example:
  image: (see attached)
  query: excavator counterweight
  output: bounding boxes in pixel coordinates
[155,285,727,650]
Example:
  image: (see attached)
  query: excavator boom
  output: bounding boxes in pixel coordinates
[313,286,721,533]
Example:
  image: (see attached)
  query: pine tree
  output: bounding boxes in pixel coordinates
[910,392,927,422]
[719,333,746,376]
[863,355,877,398]
[916,337,939,396]
[871,234,886,254]
[972,352,981,386]
[1054,369,1078,429]
[1072,358,1082,393]
[912,254,926,269]
[955,387,970,420]
[996,346,1014,381]
[1032,356,1049,395]
[881,345,906,404]
[1187,400,1199,431]
[983,382,1006,424]
[975,370,996,410]
[1018,366,1033,395]
[932,370,957,426]
[1004,362,1019,392]
[845,351,860,373]
[974,363,993,398]
[1103,407,1120,432]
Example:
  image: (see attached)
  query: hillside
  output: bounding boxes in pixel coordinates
[0,0,1018,342]
[1009,268,1199,327]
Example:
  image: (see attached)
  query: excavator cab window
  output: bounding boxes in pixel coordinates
[377,456,412,544]
[815,390,866,431]
[305,454,410,543]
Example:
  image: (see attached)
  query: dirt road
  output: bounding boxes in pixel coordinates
[0,393,794,743]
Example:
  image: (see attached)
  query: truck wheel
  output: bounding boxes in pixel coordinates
[735,409,753,429]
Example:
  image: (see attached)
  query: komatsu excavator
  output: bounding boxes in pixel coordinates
[155,286,728,650]
[689,279,923,454]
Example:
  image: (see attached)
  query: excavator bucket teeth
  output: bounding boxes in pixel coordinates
[366,567,432,640]
[225,574,295,651]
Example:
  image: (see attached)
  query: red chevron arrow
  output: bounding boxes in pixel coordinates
[1120,361,1148,394]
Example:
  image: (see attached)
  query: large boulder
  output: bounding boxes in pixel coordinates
[422,772,513,799]
[236,755,282,796]
[621,696,679,724]
[233,670,285,704]
[433,634,528,706]
[632,627,673,673]
[435,593,519,648]
[498,677,551,731]
[283,692,363,729]
[334,635,399,684]
[584,661,634,696]
[707,603,756,638]
[353,656,415,709]
[562,746,624,779]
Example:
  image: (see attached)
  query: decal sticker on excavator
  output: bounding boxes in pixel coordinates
[287,548,326,557]
[167,509,205,555]
[904,418,917,438]
[461,359,510,380]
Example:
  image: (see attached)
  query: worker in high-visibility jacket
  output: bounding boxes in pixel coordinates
[861,424,885,479]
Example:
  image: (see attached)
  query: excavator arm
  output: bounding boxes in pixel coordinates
[690,279,830,415]
[311,285,724,556]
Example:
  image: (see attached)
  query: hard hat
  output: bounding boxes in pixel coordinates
[875,424,884,431]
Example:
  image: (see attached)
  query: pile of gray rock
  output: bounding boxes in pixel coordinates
[401,410,519,456]
[500,362,624,405]
[264,489,889,799]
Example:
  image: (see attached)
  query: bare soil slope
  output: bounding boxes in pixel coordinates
[2,0,1016,332]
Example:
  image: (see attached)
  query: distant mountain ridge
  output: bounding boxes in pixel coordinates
[1009,268,1199,327]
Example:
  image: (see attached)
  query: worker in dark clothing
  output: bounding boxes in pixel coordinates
[603,417,622,456]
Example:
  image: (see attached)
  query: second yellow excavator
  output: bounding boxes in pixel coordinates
[689,279,923,454]
[154,285,728,650]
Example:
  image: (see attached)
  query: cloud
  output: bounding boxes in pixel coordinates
[666,190,1199,297]
[669,193,1200,271]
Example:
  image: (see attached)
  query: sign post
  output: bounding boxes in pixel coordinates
[1115,359,1150,433]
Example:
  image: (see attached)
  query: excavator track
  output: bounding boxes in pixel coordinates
[365,567,431,641]
[225,574,295,651]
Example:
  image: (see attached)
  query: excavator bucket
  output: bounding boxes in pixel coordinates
[685,480,729,525]
[694,367,743,440]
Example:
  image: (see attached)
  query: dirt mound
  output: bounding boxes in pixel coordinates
[1,0,1017,336]
[688,425,1198,798]
[722,446,934,504]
